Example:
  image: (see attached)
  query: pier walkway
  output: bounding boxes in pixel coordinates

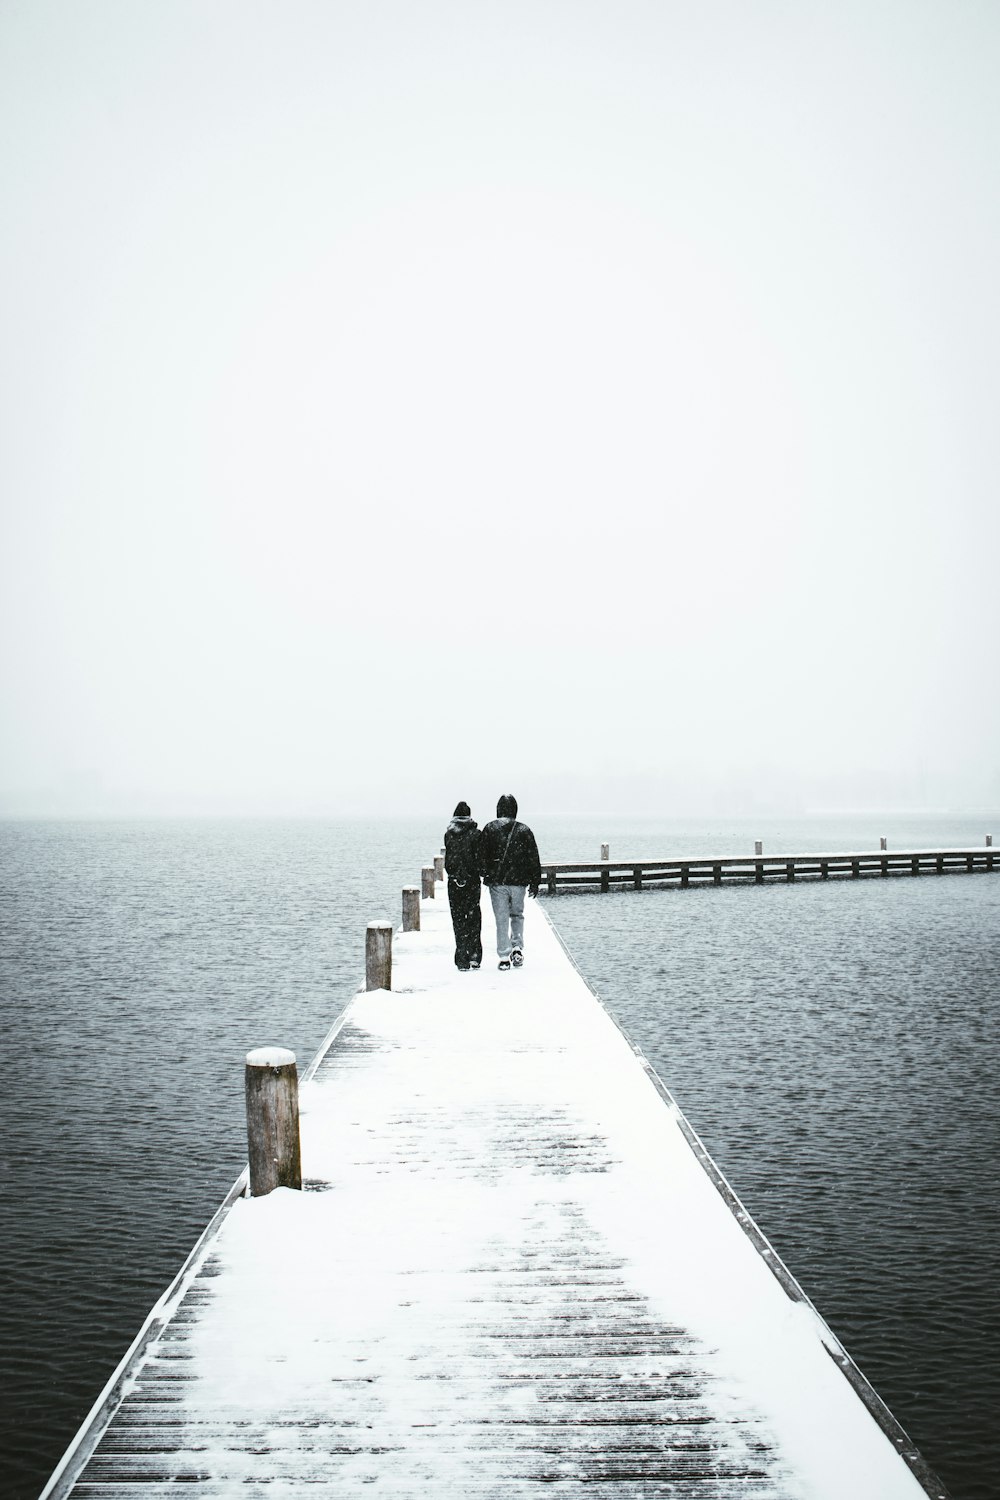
[44,892,947,1498]
[540,845,995,893]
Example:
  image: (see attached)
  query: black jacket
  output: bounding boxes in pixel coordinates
[444,816,481,884]
[479,817,542,895]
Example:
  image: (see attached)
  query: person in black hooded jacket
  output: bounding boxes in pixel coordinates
[443,801,482,971]
[478,794,542,970]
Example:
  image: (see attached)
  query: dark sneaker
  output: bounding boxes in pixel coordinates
[498,958,511,971]
[470,961,481,970]
[511,949,523,967]
[457,964,470,972]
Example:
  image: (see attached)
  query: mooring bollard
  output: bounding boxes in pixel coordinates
[601,843,609,861]
[245,1047,302,1197]
[366,920,392,991]
[880,836,887,851]
[754,840,763,857]
[433,855,444,882]
[402,886,420,931]
[421,866,435,898]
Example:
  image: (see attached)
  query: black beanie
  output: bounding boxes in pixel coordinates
[453,801,471,817]
[497,794,518,818]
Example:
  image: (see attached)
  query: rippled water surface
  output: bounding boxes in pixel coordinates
[1,815,997,1499]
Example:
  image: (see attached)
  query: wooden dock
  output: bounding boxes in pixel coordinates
[540,845,995,893]
[42,885,950,1499]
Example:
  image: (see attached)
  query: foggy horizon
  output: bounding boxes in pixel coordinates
[2,2,998,822]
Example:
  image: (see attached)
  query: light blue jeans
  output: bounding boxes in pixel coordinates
[489,885,526,959]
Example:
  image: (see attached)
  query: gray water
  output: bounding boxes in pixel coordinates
[0,815,997,1499]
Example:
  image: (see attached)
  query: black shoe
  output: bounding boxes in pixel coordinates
[511,949,523,967]
[498,959,511,971]
[457,964,470,971]
[470,961,481,970]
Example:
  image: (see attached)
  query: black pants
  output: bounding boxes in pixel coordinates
[447,878,483,969]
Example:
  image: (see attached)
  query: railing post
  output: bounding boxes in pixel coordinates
[600,843,609,861]
[433,856,444,882]
[988,835,994,847]
[754,840,763,857]
[880,836,887,851]
[402,887,420,931]
[366,920,392,991]
[245,1047,302,1197]
[421,866,435,898]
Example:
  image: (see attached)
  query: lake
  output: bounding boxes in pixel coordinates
[0,814,996,1499]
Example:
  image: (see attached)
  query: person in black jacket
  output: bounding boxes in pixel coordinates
[478,794,542,970]
[443,801,482,971]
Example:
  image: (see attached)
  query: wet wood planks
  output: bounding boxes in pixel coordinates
[42,893,950,1500]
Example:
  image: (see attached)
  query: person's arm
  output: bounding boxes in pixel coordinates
[477,825,493,882]
[526,828,542,897]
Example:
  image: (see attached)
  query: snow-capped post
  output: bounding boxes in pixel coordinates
[433,855,444,882]
[421,866,435,898]
[366,920,392,991]
[245,1047,302,1197]
[880,837,887,850]
[754,841,763,857]
[988,835,994,847]
[600,843,609,861]
[402,886,420,931]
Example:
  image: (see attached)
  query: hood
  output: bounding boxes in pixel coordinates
[447,816,478,834]
[496,794,518,819]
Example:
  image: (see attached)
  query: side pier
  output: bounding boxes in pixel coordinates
[540,844,996,893]
[42,882,950,1498]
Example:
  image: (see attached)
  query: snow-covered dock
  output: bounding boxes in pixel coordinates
[43,890,948,1499]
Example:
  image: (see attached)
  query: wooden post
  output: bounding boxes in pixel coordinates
[820,859,829,879]
[851,858,860,878]
[600,843,610,861]
[600,867,609,893]
[402,887,420,931]
[366,920,392,991]
[245,1047,301,1197]
[754,841,763,857]
[633,867,642,891]
[421,866,435,898]
[680,864,690,888]
[547,869,556,893]
[712,862,722,886]
[754,861,763,885]
[785,861,795,882]
[880,837,887,851]
[433,856,444,882]
[988,835,993,847]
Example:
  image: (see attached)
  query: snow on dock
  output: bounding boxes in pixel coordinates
[43,891,948,1499]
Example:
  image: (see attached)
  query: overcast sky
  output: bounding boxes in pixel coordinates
[1,1,997,818]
